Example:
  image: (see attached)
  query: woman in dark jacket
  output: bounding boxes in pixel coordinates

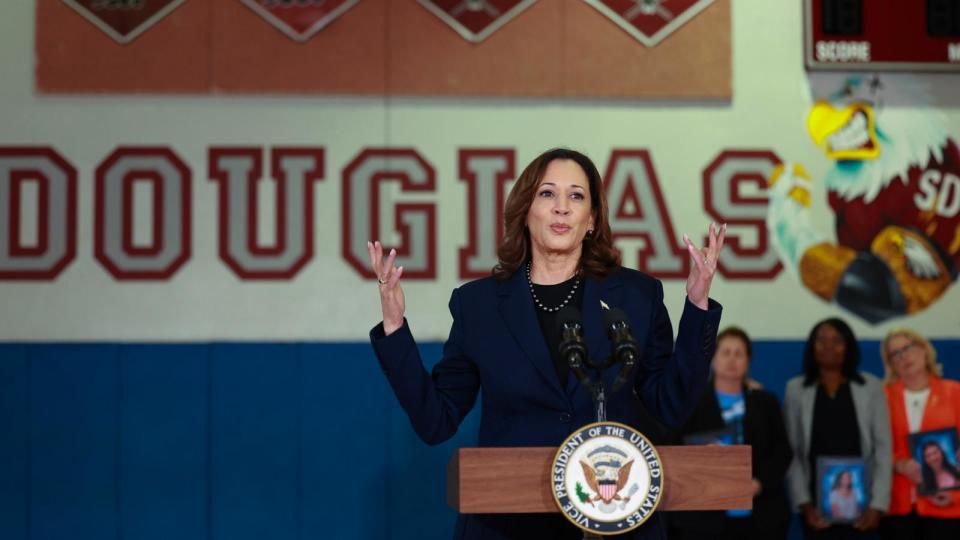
[669,327,793,540]
[369,148,725,539]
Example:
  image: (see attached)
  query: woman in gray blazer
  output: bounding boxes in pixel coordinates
[783,318,892,539]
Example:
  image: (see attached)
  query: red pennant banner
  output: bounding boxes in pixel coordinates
[239,0,359,42]
[62,0,187,44]
[584,0,715,47]
[417,0,536,43]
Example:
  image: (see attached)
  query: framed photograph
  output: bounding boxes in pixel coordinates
[816,457,867,524]
[683,425,736,446]
[908,428,960,495]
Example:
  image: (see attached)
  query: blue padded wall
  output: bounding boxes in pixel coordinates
[1,339,958,540]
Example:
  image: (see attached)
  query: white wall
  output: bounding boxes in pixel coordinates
[1,1,959,341]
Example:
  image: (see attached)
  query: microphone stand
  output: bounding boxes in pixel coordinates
[562,315,638,540]
[580,363,611,540]
[567,351,616,540]
[571,352,621,424]
[591,376,607,423]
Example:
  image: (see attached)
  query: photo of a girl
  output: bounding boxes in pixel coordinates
[919,441,960,494]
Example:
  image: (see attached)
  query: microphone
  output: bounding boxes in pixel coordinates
[557,306,592,386]
[603,307,640,392]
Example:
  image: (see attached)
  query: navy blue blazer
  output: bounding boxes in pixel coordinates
[370,266,722,540]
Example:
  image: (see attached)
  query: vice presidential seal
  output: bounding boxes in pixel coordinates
[552,422,663,535]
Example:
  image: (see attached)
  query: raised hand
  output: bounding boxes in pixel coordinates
[682,222,727,310]
[367,240,405,335]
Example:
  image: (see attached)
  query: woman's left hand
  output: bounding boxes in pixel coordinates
[683,222,726,310]
[895,458,922,484]
[852,508,882,531]
[927,492,953,507]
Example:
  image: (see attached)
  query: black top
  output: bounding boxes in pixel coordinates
[808,382,862,496]
[531,275,585,388]
[668,383,793,536]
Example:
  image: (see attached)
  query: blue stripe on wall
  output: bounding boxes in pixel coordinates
[385,343,479,536]
[1,339,958,540]
[210,344,299,540]
[300,343,391,539]
[30,345,120,540]
[751,339,960,404]
[0,345,27,540]
[120,345,207,540]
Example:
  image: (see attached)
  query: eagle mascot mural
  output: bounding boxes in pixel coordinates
[766,74,960,324]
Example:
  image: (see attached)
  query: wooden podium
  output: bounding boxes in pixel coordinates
[448,445,752,513]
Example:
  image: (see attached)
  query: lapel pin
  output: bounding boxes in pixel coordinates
[600,300,609,310]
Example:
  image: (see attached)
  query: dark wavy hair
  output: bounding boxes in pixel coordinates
[802,317,864,386]
[492,148,620,280]
[920,441,960,490]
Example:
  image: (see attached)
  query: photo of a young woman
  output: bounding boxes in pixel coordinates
[828,469,862,521]
[920,441,960,493]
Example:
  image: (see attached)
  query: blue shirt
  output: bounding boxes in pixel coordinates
[716,389,750,517]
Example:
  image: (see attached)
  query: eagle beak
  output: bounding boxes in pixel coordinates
[806,100,880,161]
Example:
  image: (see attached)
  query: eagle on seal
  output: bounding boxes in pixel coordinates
[580,443,635,504]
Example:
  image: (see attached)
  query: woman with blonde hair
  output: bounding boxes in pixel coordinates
[880,327,960,540]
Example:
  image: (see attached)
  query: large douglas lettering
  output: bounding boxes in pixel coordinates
[0,144,791,284]
[209,147,323,279]
[604,150,687,278]
[341,149,437,279]
[0,147,77,280]
[94,147,191,280]
[458,149,513,279]
[702,150,783,279]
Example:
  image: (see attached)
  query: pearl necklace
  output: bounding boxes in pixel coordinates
[526,261,580,313]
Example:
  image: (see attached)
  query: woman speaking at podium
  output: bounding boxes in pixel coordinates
[368,148,725,539]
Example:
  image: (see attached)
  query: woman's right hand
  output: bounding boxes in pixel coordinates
[895,458,922,484]
[367,241,405,335]
[801,503,830,531]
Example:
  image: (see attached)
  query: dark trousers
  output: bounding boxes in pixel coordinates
[878,512,960,540]
[670,515,771,540]
[802,523,878,540]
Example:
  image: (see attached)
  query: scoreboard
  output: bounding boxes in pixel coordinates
[805,0,960,70]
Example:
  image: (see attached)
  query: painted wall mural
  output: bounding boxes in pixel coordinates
[767,74,960,324]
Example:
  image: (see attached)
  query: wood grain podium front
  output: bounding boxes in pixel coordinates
[447,446,752,513]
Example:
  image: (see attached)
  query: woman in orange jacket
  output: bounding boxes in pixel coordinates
[880,328,960,539]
